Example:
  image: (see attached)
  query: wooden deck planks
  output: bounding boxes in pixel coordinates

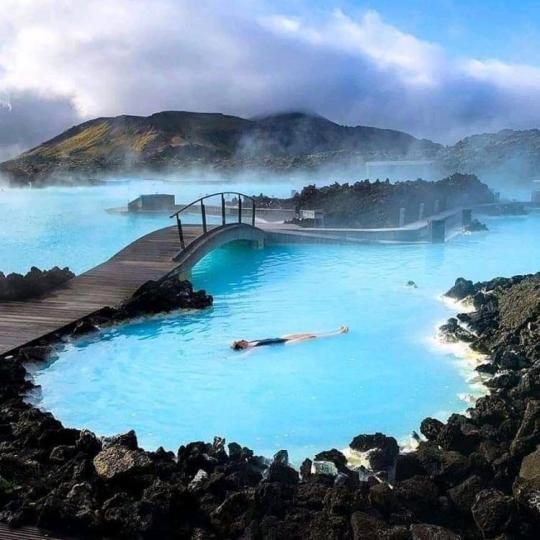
[0,523,72,540]
[0,225,203,356]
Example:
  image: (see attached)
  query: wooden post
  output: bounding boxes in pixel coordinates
[419,202,425,221]
[176,215,185,249]
[252,200,256,226]
[201,200,207,233]
[221,194,226,226]
[238,196,242,223]
[434,199,440,214]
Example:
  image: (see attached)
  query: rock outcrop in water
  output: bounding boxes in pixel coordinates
[464,219,488,233]
[254,173,495,228]
[115,276,213,318]
[68,277,213,336]
[0,266,74,302]
[0,273,538,538]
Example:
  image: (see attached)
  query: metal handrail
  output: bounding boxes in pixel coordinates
[169,192,256,249]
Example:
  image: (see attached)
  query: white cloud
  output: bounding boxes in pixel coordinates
[463,59,540,92]
[1,0,540,158]
[260,9,445,87]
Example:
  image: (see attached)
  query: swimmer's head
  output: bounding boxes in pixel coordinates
[232,340,250,350]
[340,325,349,333]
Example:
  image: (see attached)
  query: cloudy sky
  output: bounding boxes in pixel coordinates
[2,0,540,160]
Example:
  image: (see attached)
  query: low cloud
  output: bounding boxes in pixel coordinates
[0,92,78,160]
[1,0,540,159]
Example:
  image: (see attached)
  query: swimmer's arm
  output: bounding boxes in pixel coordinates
[282,327,348,340]
[281,332,317,340]
[284,335,316,344]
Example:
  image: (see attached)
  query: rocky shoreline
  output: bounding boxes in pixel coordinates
[0,273,539,539]
[0,266,74,302]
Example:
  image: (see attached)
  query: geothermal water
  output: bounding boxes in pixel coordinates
[2,181,539,462]
[0,178,301,274]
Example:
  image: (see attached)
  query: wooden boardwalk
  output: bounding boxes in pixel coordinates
[0,523,72,540]
[0,225,206,356]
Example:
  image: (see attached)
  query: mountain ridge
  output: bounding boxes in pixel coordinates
[1,110,539,185]
[0,111,441,185]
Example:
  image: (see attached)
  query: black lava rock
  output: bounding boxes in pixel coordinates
[0,266,74,302]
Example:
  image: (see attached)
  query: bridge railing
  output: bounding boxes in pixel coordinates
[170,192,256,249]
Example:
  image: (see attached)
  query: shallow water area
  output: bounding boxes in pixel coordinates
[28,208,540,462]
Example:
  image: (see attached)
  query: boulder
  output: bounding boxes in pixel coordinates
[314,449,348,472]
[300,458,312,480]
[368,482,400,515]
[210,490,255,537]
[445,278,475,301]
[519,448,540,481]
[420,418,444,441]
[471,489,514,537]
[470,395,510,425]
[350,511,400,540]
[265,450,299,485]
[350,433,399,472]
[70,319,100,337]
[49,445,77,463]
[513,477,540,525]
[485,370,520,390]
[510,401,540,458]
[102,429,139,450]
[439,318,475,343]
[438,451,471,483]
[436,415,480,455]
[76,429,102,456]
[188,469,209,491]
[394,476,440,520]
[395,453,426,482]
[410,524,461,540]
[93,445,152,480]
[515,366,540,398]
[448,475,485,514]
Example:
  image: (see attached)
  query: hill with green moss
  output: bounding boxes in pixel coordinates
[0,111,441,185]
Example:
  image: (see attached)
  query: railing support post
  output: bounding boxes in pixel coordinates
[221,194,226,226]
[252,200,256,226]
[238,195,242,223]
[176,215,185,249]
[201,200,207,233]
[431,219,446,243]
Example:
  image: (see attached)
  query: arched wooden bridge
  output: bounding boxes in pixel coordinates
[0,193,265,356]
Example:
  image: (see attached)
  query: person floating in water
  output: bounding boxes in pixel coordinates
[232,326,349,350]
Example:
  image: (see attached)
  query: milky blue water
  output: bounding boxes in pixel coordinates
[14,182,536,461]
[0,178,302,274]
